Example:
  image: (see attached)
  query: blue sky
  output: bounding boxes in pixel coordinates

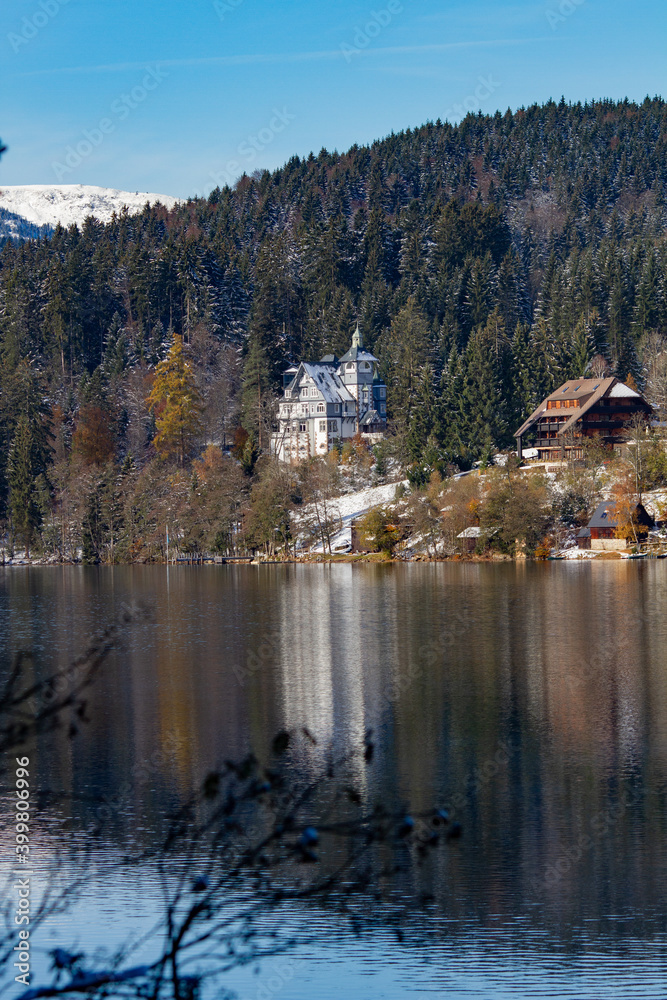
[1,0,666,199]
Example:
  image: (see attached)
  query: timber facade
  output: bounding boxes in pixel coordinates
[515,377,652,462]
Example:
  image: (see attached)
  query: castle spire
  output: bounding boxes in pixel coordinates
[352,323,363,349]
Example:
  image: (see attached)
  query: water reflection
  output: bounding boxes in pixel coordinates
[1,563,667,992]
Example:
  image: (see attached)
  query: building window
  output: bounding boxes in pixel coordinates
[317,403,325,413]
[361,361,370,370]
[328,421,338,432]
[346,362,355,370]
[319,421,326,432]
[299,423,307,433]
[334,404,340,413]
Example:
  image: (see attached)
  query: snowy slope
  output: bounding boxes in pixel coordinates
[0,184,180,233]
[335,481,408,524]
[302,481,407,553]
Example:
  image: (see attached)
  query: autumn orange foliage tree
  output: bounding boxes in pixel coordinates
[146,334,203,465]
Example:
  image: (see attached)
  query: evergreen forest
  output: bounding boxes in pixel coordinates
[3,97,667,559]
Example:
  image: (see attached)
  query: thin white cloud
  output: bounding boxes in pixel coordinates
[14,37,559,77]
[418,4,542,27]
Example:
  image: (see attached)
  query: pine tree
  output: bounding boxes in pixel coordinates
[376,297,433,431]
[529,318,562,403]
[460,319,509,456]
[439,346,470,466]
[0,358,52,521]
[496,249,525,334]
[510,321,534,425]
[406,366,439,462]
[240,335,273,450]
[246,234,305,376]
[570,316,596,378]
[463,253,496,334]
[8,416,42,556]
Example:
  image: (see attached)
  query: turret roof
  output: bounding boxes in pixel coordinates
[338,323,378,365]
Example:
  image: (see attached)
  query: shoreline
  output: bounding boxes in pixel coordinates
[0,550,646,567]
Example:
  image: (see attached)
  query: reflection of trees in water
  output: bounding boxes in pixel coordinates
[0,626,457,999]
[1,563,667,976]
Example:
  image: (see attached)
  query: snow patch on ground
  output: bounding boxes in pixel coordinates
[306,480,406,553]
[0,184,180,230]
[335,481,407,524]
[561,546,596,559]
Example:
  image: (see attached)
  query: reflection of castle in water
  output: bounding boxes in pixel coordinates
[278,566,365,753]
[9,564,667,937]
[276,566,402,762]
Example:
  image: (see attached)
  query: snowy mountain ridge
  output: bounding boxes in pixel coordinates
[0,184,180,238]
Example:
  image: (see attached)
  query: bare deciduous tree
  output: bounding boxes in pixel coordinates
[0,613,457,1000]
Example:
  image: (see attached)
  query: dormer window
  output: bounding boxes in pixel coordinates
[346,362,355,371]
[361,362,370,371]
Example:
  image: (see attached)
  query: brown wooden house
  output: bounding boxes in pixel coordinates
[515,377,652,462]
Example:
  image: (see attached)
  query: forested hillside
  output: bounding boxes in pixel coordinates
[3,97,667,557]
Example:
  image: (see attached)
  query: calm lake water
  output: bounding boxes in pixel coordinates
[1,563,667,999]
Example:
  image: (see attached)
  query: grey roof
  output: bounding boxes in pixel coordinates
[577,527,591,538]
[360,408,382,426]
[338,346,379,365]
[587,501,618,529]
[587,499,654,530]
[319,354,338,365]
[300,363,355,404]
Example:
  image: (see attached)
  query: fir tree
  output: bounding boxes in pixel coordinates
[461,319,509,456]
[406,366,439,462]
[376,297,433,431]
[8,416,43,556]
[570,316,596,378]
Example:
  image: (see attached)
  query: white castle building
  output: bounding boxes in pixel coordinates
[270,325,387,463]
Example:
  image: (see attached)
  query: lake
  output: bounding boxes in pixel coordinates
[1,563,666,999]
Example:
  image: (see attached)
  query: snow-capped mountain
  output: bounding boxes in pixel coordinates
[0,184,180,240]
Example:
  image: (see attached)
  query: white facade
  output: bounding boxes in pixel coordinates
[270,326,387,463]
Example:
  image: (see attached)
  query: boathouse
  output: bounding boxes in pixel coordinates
[577,500,655,551]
